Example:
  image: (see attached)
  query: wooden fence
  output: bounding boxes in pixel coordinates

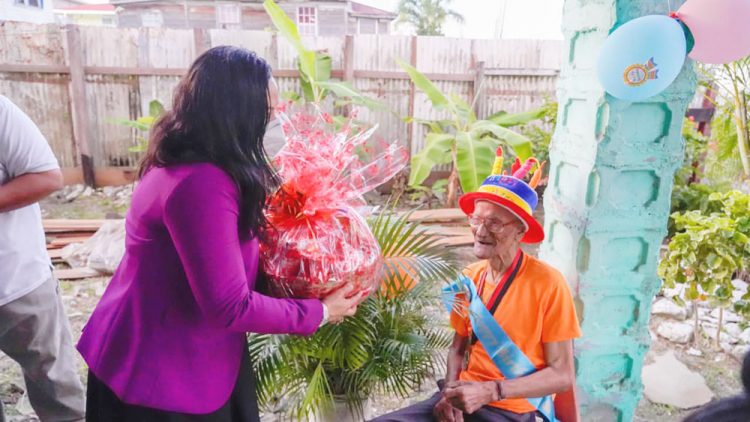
[0,21,562,186]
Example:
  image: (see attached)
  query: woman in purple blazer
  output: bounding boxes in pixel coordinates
[77,46,365,421]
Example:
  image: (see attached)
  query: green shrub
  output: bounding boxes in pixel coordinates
[659,191,750,319]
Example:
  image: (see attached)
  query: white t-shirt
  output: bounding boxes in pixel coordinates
[0,95,59,306]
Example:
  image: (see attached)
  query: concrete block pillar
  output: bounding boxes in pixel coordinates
[540,1,697,420]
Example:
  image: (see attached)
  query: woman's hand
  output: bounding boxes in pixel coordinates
[322,284,369,324]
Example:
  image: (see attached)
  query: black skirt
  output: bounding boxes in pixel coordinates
[86,349,260,422]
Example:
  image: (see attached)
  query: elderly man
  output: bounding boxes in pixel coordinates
[374,149,581,422]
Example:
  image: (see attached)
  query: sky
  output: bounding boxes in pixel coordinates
[357,0,565,40]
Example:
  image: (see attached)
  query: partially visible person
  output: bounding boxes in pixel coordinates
[0,95,85,421]
[684,352,750,422]
[77,46,366,422]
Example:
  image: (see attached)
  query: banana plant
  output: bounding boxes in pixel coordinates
[264,0,385,111]
[114,100,164,154]
[699,58,750,179]
[398,59,534,206]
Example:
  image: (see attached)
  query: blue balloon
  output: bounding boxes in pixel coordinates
[597,15,687,101]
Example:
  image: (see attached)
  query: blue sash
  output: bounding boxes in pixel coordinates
[442,275,557,422]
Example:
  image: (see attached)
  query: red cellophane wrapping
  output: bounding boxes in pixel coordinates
[260,107,408,299]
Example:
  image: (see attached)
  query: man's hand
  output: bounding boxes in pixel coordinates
[442,380,498,414]
[433,395,464,422]
[0,169,63,213]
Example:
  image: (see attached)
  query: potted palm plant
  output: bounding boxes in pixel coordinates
[249,209,459,421]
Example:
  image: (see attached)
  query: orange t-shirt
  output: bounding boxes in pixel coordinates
[449,252,582,415]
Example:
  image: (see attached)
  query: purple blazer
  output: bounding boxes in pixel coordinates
[77,163,323,414]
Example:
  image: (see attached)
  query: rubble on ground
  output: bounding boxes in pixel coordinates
[642,351,714,409]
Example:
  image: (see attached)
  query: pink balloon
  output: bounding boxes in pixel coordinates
[677,0,750,64]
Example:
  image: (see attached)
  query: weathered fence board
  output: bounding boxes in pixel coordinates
[0,21,562,186]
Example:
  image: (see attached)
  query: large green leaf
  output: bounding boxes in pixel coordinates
[470,120,533,160]
[450,93,476,126]
[264,0,324,99]
[489,107,546,127]
[298,51,331,101]
[456,130,497,193]
[263,0,305,52]
[408,133,454,187]
[113,118,150,132]
[148,100,164,118]
[396,58,449,108]
[317,81,386,111]
[403,116,452,134]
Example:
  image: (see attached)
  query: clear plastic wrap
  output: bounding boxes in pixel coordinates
[260,107,408,299]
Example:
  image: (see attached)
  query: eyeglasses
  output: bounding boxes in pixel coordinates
[467,216,516,234]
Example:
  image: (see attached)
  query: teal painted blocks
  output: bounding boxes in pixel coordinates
[541,0,697,420]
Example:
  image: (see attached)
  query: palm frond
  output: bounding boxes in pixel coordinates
[296,362,334,419]
[370,209,459,298]
[446,9,465,24]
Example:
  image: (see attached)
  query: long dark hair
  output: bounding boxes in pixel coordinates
[140,46,278,238]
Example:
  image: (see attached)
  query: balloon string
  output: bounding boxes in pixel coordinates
[666,0,672,13]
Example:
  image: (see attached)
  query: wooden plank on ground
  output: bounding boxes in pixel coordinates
[436,235,475,247]
[43,219,104,232]
[49,236,91,247]
[48,249,66,260]
[406,208,465,223]
[54,267,101,280]
[48,231,96,238]
[423,225,472,237]
[61,167,137,187]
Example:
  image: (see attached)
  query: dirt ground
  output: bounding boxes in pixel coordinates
[0,193,744,421]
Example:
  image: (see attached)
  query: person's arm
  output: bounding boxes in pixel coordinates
[0,168,62,212]
[433,330,470,422]
[498,340,575,400]
[443,339,575,416]
[554,358,580,422]
[445,332,468,383]
[164,168,324,336]
[0,96,61,212]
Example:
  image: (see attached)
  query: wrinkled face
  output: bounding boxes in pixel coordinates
[470,200,526,260]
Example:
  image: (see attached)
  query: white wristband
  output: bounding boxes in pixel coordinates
[319,302,329,327]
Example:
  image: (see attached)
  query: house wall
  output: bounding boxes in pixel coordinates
[56,13,117,26]
[116,2,214,28]
[0,0,55,23]
[115,0,352,35]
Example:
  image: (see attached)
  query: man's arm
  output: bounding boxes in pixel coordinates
[433,333,469,422]
[554,365,579,422]
[0,169,63,213]
[443,340,577,420]
[500,340,575,400]
[445,332,468,383]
